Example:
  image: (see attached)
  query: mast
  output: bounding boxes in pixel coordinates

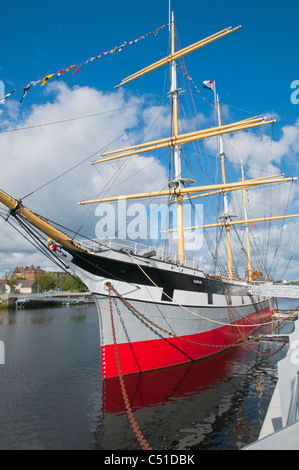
[216,92,233,280]
[241,162,253,282]
[170,11,185,265]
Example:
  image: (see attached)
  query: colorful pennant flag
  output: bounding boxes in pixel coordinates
[20,79,42,102]
[0,90,15,104]
[66,65,76,72]
[1,23,168,105]
[20,84,31,103]
[57,69,66,78]
[41,74,55,86]
[72,65,81,76]
[30,80,42,86]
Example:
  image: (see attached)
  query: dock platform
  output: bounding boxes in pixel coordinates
[243,317,299,450]
[14,292,94,309]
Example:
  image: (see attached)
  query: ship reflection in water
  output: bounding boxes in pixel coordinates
[95,330,289,450]
[0,304,292,450]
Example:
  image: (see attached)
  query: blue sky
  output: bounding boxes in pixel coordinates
[0,0,298,280]
[1,0,298,125]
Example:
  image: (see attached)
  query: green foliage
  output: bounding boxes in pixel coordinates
[57,274,85,292]
[4,270,16,288]
[36,272,56,291]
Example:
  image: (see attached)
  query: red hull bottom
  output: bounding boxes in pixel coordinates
[101,305,273,379]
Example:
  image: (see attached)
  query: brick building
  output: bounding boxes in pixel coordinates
[14,265,44,281]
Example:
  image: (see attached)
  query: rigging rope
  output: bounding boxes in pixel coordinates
[21,130,128,200]
[0,104,140,135]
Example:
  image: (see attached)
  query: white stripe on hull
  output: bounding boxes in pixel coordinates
[94,292,272,346]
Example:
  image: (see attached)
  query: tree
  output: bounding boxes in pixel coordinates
[58,274,85,292]
[36,272,56,291]
[4,270,16,289]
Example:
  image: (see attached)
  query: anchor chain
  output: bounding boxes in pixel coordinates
[108,283,296,351]
[107,283,152,451]
[109,283,227,349]
[223,291,295,357]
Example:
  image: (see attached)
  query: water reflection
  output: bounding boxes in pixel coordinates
[0,306,90,325]
[0,305,102,450]
[0,303,293,450]
[95,335,288,450]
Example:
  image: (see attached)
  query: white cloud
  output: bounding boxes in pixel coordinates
[223,118,299,177]
[224,120,299,223]
[0,83,168,276]
[0,84,298,281]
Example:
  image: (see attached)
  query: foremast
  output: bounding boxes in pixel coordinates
[169,11,185,264]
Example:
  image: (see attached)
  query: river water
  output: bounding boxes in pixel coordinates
[0,299,296,450]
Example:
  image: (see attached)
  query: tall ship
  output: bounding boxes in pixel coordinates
[0,11,298,380]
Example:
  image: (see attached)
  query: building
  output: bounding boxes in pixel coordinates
[0,280,7,294]
[1,279,38,295]
[51,271,65,286]
[14,280,38,294]
[14,266,44,281]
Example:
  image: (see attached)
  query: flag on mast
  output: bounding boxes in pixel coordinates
[203,80,215,93]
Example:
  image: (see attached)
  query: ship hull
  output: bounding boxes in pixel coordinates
[95,293,272,379]
[63,245,273,379]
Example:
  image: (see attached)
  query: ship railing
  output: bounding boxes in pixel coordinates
[16,293,54,303]
[215,264,241,283]
[79,237,202,271]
